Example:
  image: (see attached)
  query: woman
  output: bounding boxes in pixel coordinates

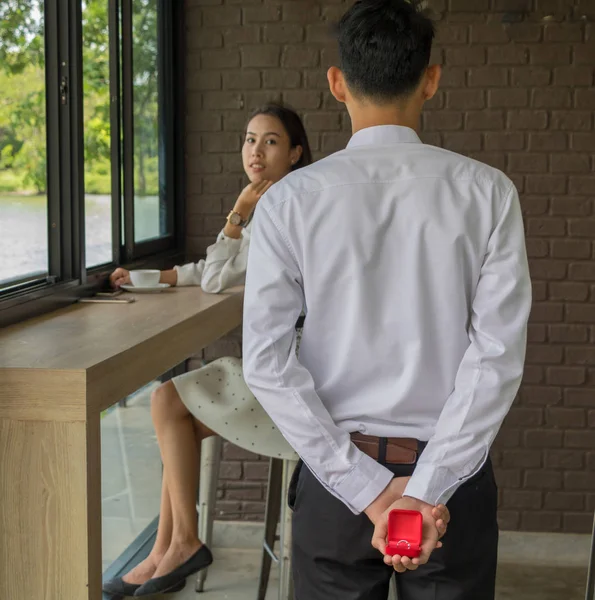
[103,103,312,598]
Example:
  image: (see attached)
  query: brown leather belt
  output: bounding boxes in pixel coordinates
[351,432,419,465]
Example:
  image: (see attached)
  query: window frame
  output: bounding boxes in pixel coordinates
[0,0,186,328]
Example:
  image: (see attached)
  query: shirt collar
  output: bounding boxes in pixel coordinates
[347,125,422,149]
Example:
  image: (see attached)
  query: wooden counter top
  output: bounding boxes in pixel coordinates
[0,286,244,417]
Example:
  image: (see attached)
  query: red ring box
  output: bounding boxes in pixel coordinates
[385,509,422,558]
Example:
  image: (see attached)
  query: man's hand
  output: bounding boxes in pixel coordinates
[371,496,450,573]
[364,476,411,526]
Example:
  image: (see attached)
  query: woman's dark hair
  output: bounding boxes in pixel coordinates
[248,102,313,171]
[335,0,435,102]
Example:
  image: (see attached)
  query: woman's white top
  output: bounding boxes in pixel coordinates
[174,223,252,293]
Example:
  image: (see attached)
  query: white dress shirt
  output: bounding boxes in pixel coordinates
[175,224,251,293]
[242,125,531,515]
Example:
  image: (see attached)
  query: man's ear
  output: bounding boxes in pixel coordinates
[421,64,441,102]
[327,66,348,104]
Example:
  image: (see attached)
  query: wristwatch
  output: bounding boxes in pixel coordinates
[227,210,249,227]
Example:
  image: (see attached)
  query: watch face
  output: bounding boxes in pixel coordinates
[229,212,242,226]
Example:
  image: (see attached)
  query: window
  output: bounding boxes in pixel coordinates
[0,1,48,286]
[0,0,183,326]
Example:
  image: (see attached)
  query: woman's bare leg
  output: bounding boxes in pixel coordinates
[121,470,174,584]
[149,380,215,578]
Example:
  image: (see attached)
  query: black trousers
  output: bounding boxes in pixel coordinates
[288,456,498,600]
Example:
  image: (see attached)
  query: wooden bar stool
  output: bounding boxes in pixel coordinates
[195,435,297,600]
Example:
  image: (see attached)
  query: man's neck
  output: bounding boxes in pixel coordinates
[348,104,421,136]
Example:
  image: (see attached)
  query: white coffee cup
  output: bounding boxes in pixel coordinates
[129,269,161,288]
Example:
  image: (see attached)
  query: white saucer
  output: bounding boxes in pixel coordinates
[121,283,171,293]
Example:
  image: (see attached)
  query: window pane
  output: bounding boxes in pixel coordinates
[83,0,113,268]
[0,1,48,286]
[133,0,167,243]
[101,383,162,572]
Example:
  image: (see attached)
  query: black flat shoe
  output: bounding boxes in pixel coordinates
[102,577,140,597]
[134,545,213,596]
[103,576,186,598]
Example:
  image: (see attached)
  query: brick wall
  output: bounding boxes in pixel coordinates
[184,0,595,533]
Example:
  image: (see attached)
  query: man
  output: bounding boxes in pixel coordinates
[242,1,531,599]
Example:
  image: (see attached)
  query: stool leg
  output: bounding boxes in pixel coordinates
[257,458,283,600]
[279,459,297,600]
[195,435,222,593]
[388,575,397,600]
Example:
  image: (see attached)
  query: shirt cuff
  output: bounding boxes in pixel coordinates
[174,263,202,287]
[334,451,394,515]
[403,454,488,506]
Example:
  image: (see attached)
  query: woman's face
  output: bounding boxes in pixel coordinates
[242,114,302,184]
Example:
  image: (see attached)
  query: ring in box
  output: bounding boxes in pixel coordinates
[385,509,422,558]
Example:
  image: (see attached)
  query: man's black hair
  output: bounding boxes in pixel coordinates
[335,0,435,102]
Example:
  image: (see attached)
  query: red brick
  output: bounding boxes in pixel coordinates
[572,133,595,152]
[564,470,595,490]
[508,23,543,43]
[506,407,544,427]
[222,70,261,90]
[530,303,564,323]
[574,41,595,65]
[545,450,584,469]
[219,461,242,479]
[243,5,281,23]
[575,89,595,110]
[243,461,270,480]
[521,197,549,215]
[466,110,504,130]
[488,45,529,65]
[224,482,264,501]
[553,66,593,86]
[488,88,529,108]
[468,67,508,87]
[215,500,242,518]
[494,429,522,449]
[565,430,595,449]
[525,469,563,490]
[551,240,591,259]
[525,429,563,448]
[502,449,542,469]
[320,132,351,153]
[550,282,589,302]
[530,260,566,280]
[544,23,584,42]
[552,198,591,217]
[530,44,572,65]
[564,389,595,408]
[589,412,595,428]
[530,133,569,152]
[241,45,281,67]
[440,68,467,88]
[549,325,589,343]
[202,6,241,26]
[283,90,322,109]
[552,154,591,174]
[509,154,548,174]
[222,442,260,461]
[569,177,595,195]
[507,110,548,130]
[551,110,593,131]
[494,468,522,488]
[520,385,563,406]
[502,490,543,509]
[222,26,260,46]
[450,0,489,11]
[545,492,585,511]
[262,69,301,89]
[469,24,509,43]
[446,90,485,109]
[303,112,342,132]
[528,323,547,342]
[202,48,241,68]
[281,45,319,68]
[485,132,525,151]
[424,111,463,131]
[547,407,587,426]
[562,513,593,534]
[521,511,562,531]
[497,510,520,530]
[188,30,223,49]
[264,23,304,43]
[442,132,482,152]
[445,46,486,66]
[283,1,321,23]
[510,66,551,87]
[305,23,333,43]
[201,132,241,153]
[522,366,544,384]
[533,88,573,109]
[532,281,547,302]
[526,175,567,195]
[436,24,469,44]
[526,218,565,237]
